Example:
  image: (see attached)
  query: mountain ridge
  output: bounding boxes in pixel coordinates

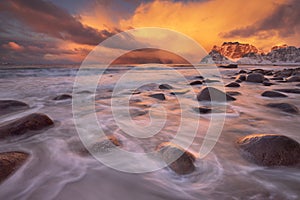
[202,42,300,65]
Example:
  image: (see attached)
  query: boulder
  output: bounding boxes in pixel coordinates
[189,80,202,85]
[0,100,29,116]
[0,151,29,183]
[53,94,72,100]
[0,113,54,139]
[246,73,265,83]
[274,69,293,77]
[226,82,240,87]
[237,134,300,166]
[156,142,196,175]
[148,93,166,100]
[158,84,173,90]
[197,87,236,102]
[266,103,299,114]
[262,81,274,86]
[261,91,288,98]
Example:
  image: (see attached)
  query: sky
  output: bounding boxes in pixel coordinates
[0,0,299,64]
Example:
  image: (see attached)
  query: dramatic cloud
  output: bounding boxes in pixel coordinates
[0,0,117,45]
[0,37,91,64]
[121,0,283,51]
[1,0,299,64]
[221,0,300,39]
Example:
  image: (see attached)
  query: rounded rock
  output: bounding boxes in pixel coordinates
[156,142,196,175]
[237,134,300,166]
[246,73,265,83]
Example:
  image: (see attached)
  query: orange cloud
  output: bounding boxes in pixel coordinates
[120,0,291,52]
[3,41,24,51]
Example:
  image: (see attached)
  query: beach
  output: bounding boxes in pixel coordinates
[0,64,299,200]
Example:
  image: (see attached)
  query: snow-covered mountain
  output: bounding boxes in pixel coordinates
[212,42,262,59]
[201,42,300,65]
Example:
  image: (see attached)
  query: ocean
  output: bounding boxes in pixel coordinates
[0,64,299,200]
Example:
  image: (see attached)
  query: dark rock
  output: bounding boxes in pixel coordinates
[235,74,246,82]
[156,142,196,175]
[274,68,296,78]
[235,79,242,83]
[0,151,29,183]
[194,75,204,79]
[246,73,265,83]
[148,93,166,100]
[0,113,54,139]
[197,87,236,102]
[296,84,300,87]
[189,80,202,85]
[262,81,274,86]
[266,103,299,114]
[194,106,235,114]
[0,100,29,115]
[287,75,300,82]
[251,69,265,75]
[194,106,212,114]
[238,70,247,74]
[203,79,220,83]
[237,134,300,166]
[226,91,242,96]
[159,84,173,90]
[170,89,190,95]
[53,94,72,100]
[218,64,238,69]
[274,88,300,94]
[226,82,240,87]
[261,91,288,98]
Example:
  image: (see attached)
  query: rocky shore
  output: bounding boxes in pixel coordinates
[0,66,299,184]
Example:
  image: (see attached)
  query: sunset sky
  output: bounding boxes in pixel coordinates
[0,0,299,64]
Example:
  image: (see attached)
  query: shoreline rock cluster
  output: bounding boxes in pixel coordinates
[0,65,299,182]
[0,98,58,184]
